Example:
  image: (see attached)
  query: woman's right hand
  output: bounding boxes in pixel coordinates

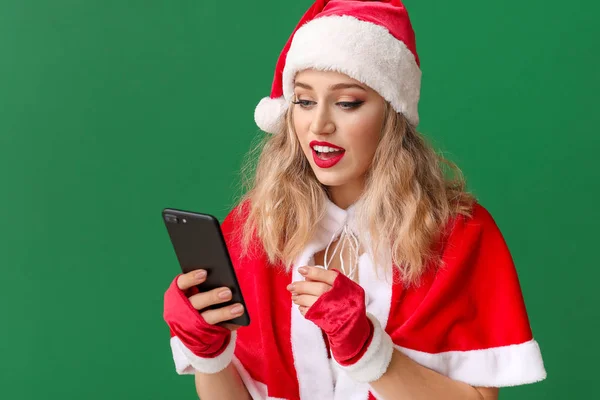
[176,269,245,329]
[163,269,244,360]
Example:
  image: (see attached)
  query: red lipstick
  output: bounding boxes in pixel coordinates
[309,140,346,168]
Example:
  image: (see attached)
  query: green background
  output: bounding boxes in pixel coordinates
[1,0,597,398]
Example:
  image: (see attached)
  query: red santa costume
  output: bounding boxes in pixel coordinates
[165,1,547,399]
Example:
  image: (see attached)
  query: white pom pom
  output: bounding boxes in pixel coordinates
[254,96,288,134]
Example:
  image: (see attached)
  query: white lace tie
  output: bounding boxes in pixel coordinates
[322,221,360,279]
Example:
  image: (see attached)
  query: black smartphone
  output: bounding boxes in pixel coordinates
[162,208,250,326]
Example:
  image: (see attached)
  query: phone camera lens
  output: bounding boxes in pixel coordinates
[165,214,178,223]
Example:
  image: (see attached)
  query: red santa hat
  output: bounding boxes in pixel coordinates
[254,0,422,134]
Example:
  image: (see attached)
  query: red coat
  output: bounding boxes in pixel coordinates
[170,200,546,399]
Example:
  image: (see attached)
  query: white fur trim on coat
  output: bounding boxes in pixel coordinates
[170,332,237,375]
[283,15,421,126]
[290,200,395,400]
[396,339,547,388]
[291,247,336,399]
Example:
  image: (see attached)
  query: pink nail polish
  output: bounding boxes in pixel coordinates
[195,270,206,279]
[231,305,244,315]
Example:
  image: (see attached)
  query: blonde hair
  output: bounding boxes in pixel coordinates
[235,101,476,286]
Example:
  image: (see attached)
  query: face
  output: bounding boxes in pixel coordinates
[292,69,386,199]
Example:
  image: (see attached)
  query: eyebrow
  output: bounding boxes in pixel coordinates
[294,81,367,92]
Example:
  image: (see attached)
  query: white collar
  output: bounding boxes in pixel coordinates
[319,197,359,240]
[315,197,361,276]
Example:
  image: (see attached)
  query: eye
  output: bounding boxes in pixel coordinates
[292,99,315,108]
[337,101,364,110]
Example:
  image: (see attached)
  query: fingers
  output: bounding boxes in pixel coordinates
[188,287,233,310]
[298,266,339,285]
[287,280,331,297]
[292,293,319,309]
[186,284,246,325]
[201,304,245,325]
[177,269,207,291]
[288,266,338,318]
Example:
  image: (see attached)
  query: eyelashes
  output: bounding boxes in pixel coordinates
[291,99,365,110]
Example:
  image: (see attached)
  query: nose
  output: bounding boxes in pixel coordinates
[309,104,336,136]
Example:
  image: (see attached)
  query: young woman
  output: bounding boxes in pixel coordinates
[163,1,547,399]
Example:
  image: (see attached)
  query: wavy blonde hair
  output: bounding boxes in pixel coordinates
[235,100,476,285]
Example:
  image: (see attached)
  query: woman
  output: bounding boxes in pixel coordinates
[163,1,547,399]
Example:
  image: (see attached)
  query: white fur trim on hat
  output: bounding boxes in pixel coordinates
[170,331,237,375]
[254,96,288,134]
[283,15,421,126]
[333,313,394,383]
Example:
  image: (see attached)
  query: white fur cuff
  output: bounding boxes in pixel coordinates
[170,331,237,375]
[334,313,394,383]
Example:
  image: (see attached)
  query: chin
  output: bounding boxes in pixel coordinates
[312,170,350,187]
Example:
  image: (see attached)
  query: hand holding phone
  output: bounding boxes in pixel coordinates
[175,269,245,329]
[162,208,250,327]
[162,208,250,373]
[163,271,240,364]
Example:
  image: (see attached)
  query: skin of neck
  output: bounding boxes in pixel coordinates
[326,174,367,210]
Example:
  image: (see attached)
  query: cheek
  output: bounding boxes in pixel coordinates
[353,140,378,172]
[293,111,310,135]
[293,114,310,150]
[347,120,381,168]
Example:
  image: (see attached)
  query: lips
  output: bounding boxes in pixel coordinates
[309,140,345,168]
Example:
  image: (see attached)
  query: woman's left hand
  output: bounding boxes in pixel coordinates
[287,265,338,316]
[287,265,374,366]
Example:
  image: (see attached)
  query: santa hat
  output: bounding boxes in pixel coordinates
[254,0,422,134]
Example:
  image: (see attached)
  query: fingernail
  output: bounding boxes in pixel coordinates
[287,284,295,291]
[231,305,244,315]
[298,267,308,275]
[195,270,206,279]
[218,289,232,299]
